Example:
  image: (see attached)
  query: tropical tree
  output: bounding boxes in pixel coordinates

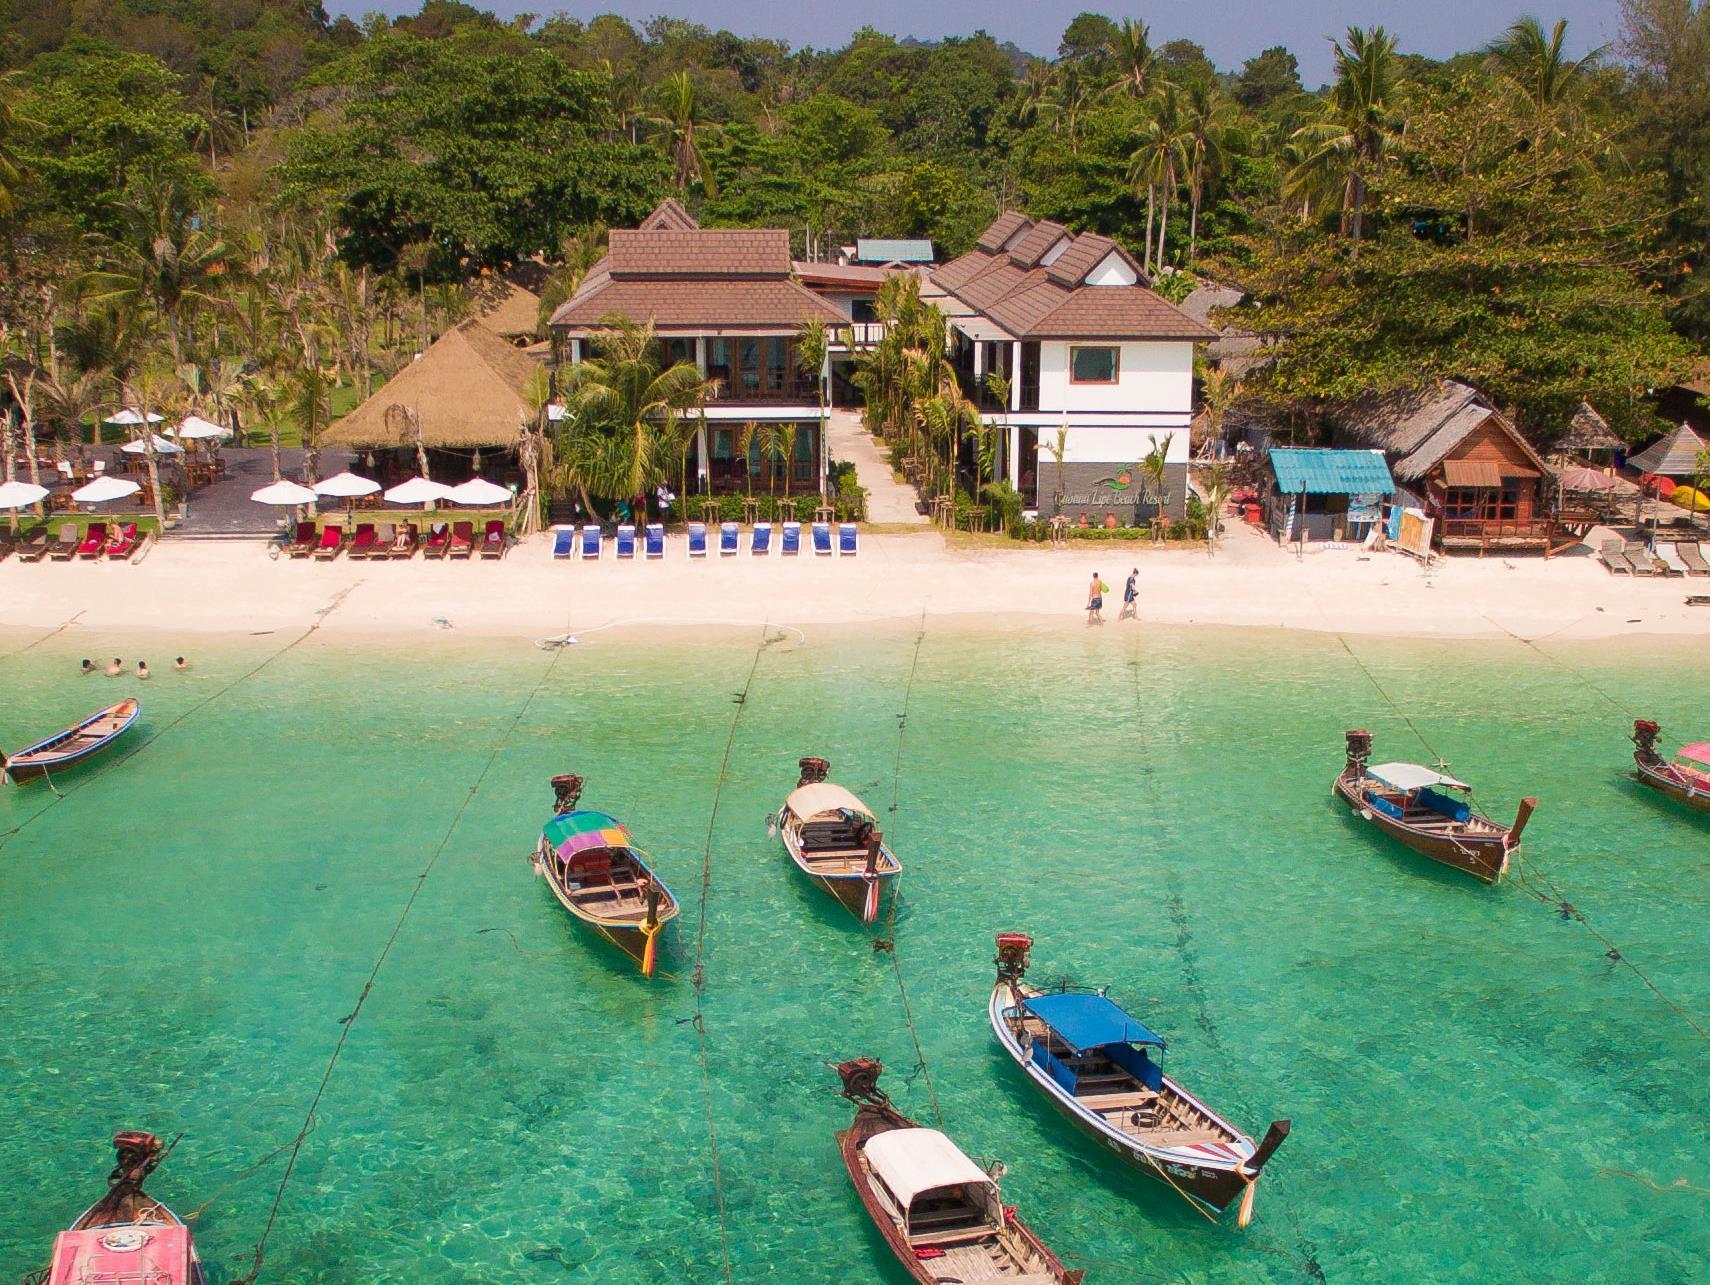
[1486,17,1604,153]
[796,318,830,494]
[81,180,232,366]
[124,361,181,530]
[1200,462,1233,552]
[1181,82,1238,260]
[1198,365,1243,454]
[1130,84,1190,270]
[1104,19,1157,100]
[0,71,29,219]
[649,72,720,196]
[1284,26,1402,258]
[554,318,711,512]
[1140,432,1174,537]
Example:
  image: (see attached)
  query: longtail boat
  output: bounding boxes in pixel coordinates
[3,699,140,784]
[532,774,678,977]
[41,1131,204,1285]
[1631,720,1710,813]
[1334,729,1535,883]
[834,1057,1083,1285]
[989,934,1288,1228]
[774,757,900,924]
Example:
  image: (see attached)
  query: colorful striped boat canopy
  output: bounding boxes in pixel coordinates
[1024,991,1166,1052]
[542,810,632,859]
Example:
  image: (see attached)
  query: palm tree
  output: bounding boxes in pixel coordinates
[1198,365,1243,454]
[1104,19,1156,100]
[1181,83,1237,261]
[516,366,553,538]
[1130,85,1190,271]
[1,358,44,516]
[649,72,719,196]
[1140,432,1174,538]
[81,180,232,366]
[1051,64,1093,152]
[1284,26,1401,259]
[396,240,435,353]
[0,70,30,219]
[1015,59,1057,128]
[41,368,107,458]
[124,362,181,530]
[1485,17,1603,153]
[734,422,756,497]
[555,318,711,513]
[1200,462,1232,551]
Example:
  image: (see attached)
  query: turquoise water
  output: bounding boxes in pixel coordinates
[1,621,1707,1283]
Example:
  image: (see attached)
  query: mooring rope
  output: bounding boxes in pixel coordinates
[1480,613,1636,719]
[0,587,359,856]
[232,633,567,1283]
[0,610,86,660]
[870,615,946,1131]
[685,623,776,1285]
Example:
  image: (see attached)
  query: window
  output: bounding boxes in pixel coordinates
[1069,346,1119,384]
[712,429,734,462]
[1443,488,1483,519]
[851,299,878,323]
[793,426,815,483]
[662,338,696,369]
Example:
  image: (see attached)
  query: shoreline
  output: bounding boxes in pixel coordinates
[2,525,1707,646]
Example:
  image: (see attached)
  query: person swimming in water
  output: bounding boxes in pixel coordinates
[80,659,95,675]
[106,658,123,677]
[174,656,188,670]
[136,660,150,680]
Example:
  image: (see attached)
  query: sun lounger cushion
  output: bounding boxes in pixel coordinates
[687,522,707,556]
[581,525,601,558]
[781,521,801,554]
[645,523,664,557]
[812,522,831,554]
[616,524,636,557]
[552,528,575,558]
[719,522,738,554]
[751,522,771,554]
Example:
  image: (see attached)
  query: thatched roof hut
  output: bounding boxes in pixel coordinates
[1553,402,1621,454]
[470,277,545,340]
[1627,422,1708,477]
[322,320,543,449]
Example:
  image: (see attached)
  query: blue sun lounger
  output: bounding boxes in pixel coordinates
[781,521,801,556]
[687,522,708,558]
[645,523,665,559]
[719,521,740,556]
[551,527,575,559]
[811,522,832,556]
[751,522,772,555]
[580,524,601,560]
[838,523,858,556]
[615,524,636,559]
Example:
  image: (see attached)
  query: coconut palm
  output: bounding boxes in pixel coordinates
[1284,27,1401,259]
[40,368,108,457]
[81,180,232,366]
[555,318,711,512]
[1140,432,1175,537]
[1130,85,1191,270]
[1485,17,1603,153]
[124,362,182,530]
[649,72,720,196]
[796,318,829,494]
[1181,83,1238,261]
[1104,19,1156,100]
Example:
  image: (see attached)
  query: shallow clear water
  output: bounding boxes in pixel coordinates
[1,621,1707,1283]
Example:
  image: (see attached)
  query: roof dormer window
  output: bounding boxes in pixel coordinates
[1084,253,1139,287]
[1038,237,1072,267]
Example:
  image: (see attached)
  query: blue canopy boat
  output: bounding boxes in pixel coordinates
[531,775,678,977]
[3,698,140,784]
[989,934,1289,1226]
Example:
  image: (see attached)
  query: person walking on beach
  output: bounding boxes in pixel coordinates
[1120,568,1139,621]
[1087,572,1105,625]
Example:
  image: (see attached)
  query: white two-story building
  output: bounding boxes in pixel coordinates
[925,213,1214,522]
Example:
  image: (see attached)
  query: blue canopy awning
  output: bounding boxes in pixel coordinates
[1022,991,1166,1052]
[1270,448,1395,496]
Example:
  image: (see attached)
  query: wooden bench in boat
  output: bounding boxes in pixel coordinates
[1078,1090,1158,1111]
[932,1244,1054,1282]
[1139,1127,1229,1147]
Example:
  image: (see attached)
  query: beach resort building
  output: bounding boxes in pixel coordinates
[548,200,846,497]
[924,213,1215,523]
[1332,380,1555,554]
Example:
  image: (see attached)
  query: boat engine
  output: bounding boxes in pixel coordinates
[550,774,584,814]
[836,1056,889,1105]
[1344,729,1373,772]
[1632,719,1662,763]
[995,932,1033,982]
[797,756,830,787]
[108,1132,163,1188]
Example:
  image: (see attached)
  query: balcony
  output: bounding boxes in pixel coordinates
[830,321,889,351]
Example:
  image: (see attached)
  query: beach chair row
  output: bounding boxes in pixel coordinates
[553,521,859,561]
[284,519,508,562]
[2,521,143,563]
[1598,537,1710,577]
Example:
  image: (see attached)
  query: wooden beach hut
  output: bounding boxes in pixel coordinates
[1264,448,1395,546]
[1332,380,1556,555]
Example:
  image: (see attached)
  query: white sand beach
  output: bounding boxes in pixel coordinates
[3,521,1706,645]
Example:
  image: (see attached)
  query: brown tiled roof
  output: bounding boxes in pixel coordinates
[638,198,701,231]
[1024,290,1216,340]
[792,260,896,290]
[552,277,845,333]
[606,228,793,279]
[1044,234,1136,287]
[1007,220,1069,269]
[975,212,1031,252]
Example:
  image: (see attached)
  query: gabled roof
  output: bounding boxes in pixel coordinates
[323,320,541,448]
[1332,380,1549,483]
[793,260,895,290]
[974,211,1030,252]
[1627,422,1708,476]
[638,198,700,231]
[1006,220,1069,269]
[551,278,845,333]
[469,277,542,338]
[1043,233,1129,288]
[606,228,792,279]
[1554,402,1622,452]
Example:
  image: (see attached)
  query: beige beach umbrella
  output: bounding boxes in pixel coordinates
[384,476,454,505]
[0,480,50,509]
[445,477,512,505]
[250,480,317,506]
[71,476,141,505]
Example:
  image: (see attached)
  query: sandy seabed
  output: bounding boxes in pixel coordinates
[2,521,1707,647]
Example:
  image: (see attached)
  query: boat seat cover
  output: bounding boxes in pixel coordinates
[1366,793,1404,820]
[1418,787,1471,822]
[1030,1038,1078,1095]
[1104,1039,1164,1090]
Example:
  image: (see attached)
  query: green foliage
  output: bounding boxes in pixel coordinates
[1235,47,1303,109]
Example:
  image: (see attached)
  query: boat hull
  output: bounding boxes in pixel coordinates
[989,984,1253,1215]
[1634,756,1710,813]
[534,838,678,974]
[1333,770,1510,882]
[777,810,900,924]
[4,699,140,784]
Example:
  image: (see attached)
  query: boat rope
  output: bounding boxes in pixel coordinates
[0,610,85,659]
[1598,1168,1710,1199]
[1479,614,1636,719]
[536,617,806,650]
[872,614,945,1130]
[0,587,359,857]
[685,623,777,1285]
[1331,634,1444,766]
[231,631,567,1284]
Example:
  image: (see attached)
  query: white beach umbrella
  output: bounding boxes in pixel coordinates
[383,476,454,505]
[71,476,141,505]
[120,434,184,456]
[445,477,513,505]
[313,471,382,499]
[173,414,231,441]
[105,408,164,427]
[250,480,318,506]
[546,403,568,422]
[0,480,50,510]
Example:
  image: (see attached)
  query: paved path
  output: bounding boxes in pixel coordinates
[176,448,352,534]
[825,409,927,524]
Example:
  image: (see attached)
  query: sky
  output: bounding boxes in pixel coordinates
[326,1,1623,84]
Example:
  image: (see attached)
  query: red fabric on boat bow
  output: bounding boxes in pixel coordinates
[913,1248,946,1259]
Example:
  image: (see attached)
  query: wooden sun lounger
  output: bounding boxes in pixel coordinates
[1624,542,1661,575]
[1677,541,1710,576]
[388,522,418,558]
[1598,539,1632,575]
[48,522,80,560]
[448,521,475,558]
[423,523,450,559]
[367,522,396,559]
[16,526,50,562]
